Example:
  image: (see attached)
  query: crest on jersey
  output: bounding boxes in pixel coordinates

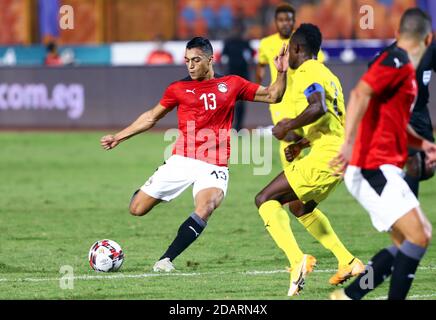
[423,70,431,86]
[218,83,228,93]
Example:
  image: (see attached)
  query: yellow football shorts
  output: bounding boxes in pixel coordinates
[284,154,341,204]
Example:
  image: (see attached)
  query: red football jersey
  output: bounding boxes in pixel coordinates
[160,74,260,166]
[350,45,418,169]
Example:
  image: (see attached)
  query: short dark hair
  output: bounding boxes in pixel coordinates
[46,41,57,52]
[186,37,213,57]
[399,8,432,39]
[275,3,296,19]
[291,23,322,56]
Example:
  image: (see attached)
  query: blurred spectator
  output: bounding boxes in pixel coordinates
[146,38,174,65]
[180,0,197,39]
[221,23,254,130]
[202,3,218,38]
[217,3,234,36]
[38,0,60,44]
[418,0,436,32]
[44,41,63,66]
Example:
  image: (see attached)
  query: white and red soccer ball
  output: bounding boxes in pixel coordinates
[88,239,124,272]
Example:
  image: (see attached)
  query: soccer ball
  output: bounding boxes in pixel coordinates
[88,239,124,272]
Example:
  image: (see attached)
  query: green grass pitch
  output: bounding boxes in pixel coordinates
[0,131,435,300]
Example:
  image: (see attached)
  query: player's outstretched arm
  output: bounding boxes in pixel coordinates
[100,103,170,150]
[252,44,289,103]
[330,80,372,176]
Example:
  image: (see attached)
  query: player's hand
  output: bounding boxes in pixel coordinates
[283,130,302,143]
[330,142,353,177]
[272,118,291,140]
[423,140,436,168]
[273,43,289,73]
[284,143,302,162]
[100,134,120,150]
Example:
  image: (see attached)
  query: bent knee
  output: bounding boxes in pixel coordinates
[288,201,305,217]
[196,200,217,217]
[129,202,151,217]
[255,192,269,208]
[407,232,432,248]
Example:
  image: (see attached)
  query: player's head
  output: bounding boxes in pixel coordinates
[46,41,57,54]
[275,3,295,39]
[288,23,322,69]
[398,8,432,45]
[185,37,214,80]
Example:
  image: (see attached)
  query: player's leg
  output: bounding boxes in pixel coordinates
[350,209,432,300]
[335,165,429,300]
[290,202,362,285]
[284,163,363,285]
[340,234,401,300]
[387,206,432,300]
[156,163,229,270]
[255,171,305,267]
[158,188,224,265]
[255,172,316,296]
[129,189,162,216]
[340,209,432,300]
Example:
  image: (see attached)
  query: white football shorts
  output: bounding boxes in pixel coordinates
[344,164,420,232]
[140,155,229,202]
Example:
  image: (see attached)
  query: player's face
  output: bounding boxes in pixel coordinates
[185,48,212,80]
[275,12,294,39]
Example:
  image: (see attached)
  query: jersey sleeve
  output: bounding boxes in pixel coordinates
[235,76,260,101]
[317,49,325,64]
[159,83,178,109]
[361,52,406,96]
[257,39,269,65]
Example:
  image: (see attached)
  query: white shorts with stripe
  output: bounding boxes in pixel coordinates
[344,164,420,232]
[140,155,229,202]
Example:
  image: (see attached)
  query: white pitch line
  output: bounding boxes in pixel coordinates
[0,265,434,283]
[374,293,436,300]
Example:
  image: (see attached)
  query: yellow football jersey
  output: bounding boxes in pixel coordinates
[258,33,325,124]
[288,59,345,164]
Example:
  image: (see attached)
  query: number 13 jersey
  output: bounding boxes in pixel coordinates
[160,74,260,166]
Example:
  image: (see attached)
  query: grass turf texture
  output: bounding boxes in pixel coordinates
[0,131,435,300]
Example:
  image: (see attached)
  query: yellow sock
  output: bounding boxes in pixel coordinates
[259,200,304,266]
[297,208,354,266]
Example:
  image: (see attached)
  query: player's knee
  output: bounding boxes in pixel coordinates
[407,230,432,248]
[288,201,305,217]
[255,192,269,208]
[129,201,151,217]
[196,200,217,218]
[417,233,431,248]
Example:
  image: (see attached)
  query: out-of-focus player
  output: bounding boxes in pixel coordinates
[404,41,436,196]
[330,8,436,300]
[256,3,324,168]
[100,37,289,272]
[255,24,363,296]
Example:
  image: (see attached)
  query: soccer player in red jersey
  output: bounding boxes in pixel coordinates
[330,9,436,300]
[100,37,289,272]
